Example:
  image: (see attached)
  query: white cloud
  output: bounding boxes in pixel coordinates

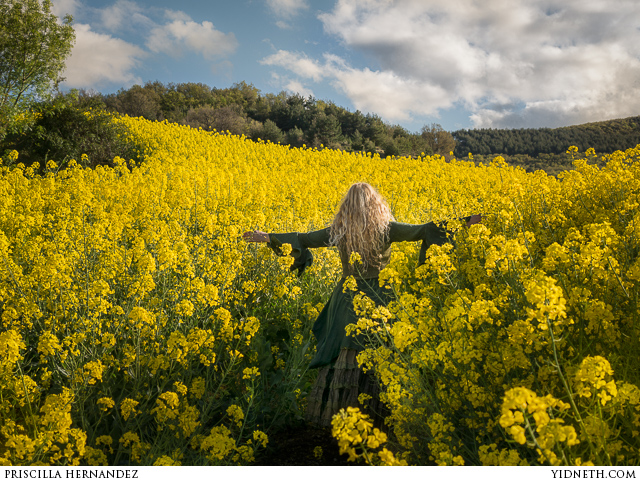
[266,0,309,19]
[261,50,325,82]
[271,0,640,128]
[146,14,238,60]
[100,0,153,32]
[284,80,314,98]
[61,24,145,88]
[275,20,291,30]
[163,10,192,23]
[261,50,451,121]
[59,2,239,90]
[328,65,451,121]
[50,0,80,19]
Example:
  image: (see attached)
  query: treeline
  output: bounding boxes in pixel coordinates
[452,118,640,175]
[100,80,454,158]
[453,117,640,157]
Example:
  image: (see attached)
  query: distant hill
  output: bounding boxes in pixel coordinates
[452,116,640,158]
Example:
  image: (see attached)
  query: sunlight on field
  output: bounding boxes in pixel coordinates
[1,117,639,465]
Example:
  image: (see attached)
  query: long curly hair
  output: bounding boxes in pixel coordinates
[329,183,395,270]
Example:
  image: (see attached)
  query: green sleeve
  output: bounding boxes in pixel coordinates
[299,228,331,248]
[267,228,330,276]
[389,221,452,265]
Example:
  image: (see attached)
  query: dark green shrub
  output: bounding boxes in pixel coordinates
[1,92,143,169]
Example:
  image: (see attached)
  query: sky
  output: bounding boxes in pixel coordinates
[51,0,640,133]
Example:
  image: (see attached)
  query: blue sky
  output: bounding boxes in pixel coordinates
[52,0,640,132]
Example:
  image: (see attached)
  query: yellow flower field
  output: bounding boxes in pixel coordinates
[1,115,639,465]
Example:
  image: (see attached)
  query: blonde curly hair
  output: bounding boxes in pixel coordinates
[329,183,395,270]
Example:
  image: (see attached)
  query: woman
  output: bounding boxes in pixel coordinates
[243,183,480,428]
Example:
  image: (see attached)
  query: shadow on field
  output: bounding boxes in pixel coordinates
[254,422,362,466]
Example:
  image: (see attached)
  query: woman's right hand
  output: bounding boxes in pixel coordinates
[242,230,270,243]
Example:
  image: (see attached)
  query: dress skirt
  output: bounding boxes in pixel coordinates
[305,348,388,428]
[307,276,393,369]
[304,276,393,429]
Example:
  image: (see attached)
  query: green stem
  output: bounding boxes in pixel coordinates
[547,321,602,464]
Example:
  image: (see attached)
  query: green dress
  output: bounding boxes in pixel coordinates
[267,221,451,369]
[268,221,454,427]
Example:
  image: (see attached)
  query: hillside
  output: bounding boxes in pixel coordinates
[452,116,640,174]
[99,83,640,175]
[3,81,638,176]
[453,117,640,157]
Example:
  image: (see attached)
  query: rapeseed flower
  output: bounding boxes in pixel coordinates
[1,114,639,466]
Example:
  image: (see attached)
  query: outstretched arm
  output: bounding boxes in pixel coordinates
[242,228,330,248]
[242,228,330,276]
[390,215,482,266]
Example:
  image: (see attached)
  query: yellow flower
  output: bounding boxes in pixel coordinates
[120,399,139,421]
[176,299,195,317]
[82,360,105,384]
[3,106,640,467]
[342,275,358,293]
[37,331,62,359]
[174,381,188,396]
[119,432,150,463]
[190,377,206,400]
[97,397,115,412]
[242,367,260,380]
[152,392,180,424]
[252,430,268,448]
[226,405,244,428]
[0,330,25,366]
[200,426,235,461]
[574,356,618,406]
[153,455,181,466]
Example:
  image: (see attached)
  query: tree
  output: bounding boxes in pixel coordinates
[175,82,215,110]
[207,105,248,135]
[105,85,163,120]
[420,123,456,156]
[183,106,218,131]
[249,119,284,144]
[363,114,387,145]
[285,126,305,148]
[271,93,312,132]
[160,90,187,123]
[350,130,365,151]
[0,0,75,131]
[310,112,342,148]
